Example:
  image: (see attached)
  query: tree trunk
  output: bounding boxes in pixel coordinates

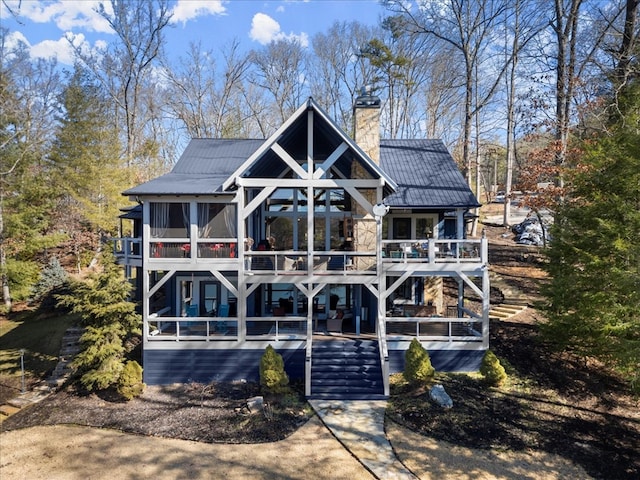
[0,198,12,310]
[503,0,521,226]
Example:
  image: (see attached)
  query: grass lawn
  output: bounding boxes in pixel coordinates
[0,306,76,402]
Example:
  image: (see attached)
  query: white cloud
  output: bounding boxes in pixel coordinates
[171,0,226,25]
[276,6,285,13]
[30,36,77,65]
[249,12,308,47]
[3,30,28,53]
[249,13,281,44]
[2,29,75,65]
[2,1,112,33]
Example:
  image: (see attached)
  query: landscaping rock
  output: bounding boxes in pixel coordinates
[429,384,453,409]
[246,395,264,414]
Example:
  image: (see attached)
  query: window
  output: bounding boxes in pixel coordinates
[389,215,439,240]
[393,218,411,239]
[199,282,219,316]
[416,218,435,239]
[198,203,236,238]
[150,202,189,238]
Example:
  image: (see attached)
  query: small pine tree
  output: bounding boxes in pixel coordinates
[259,345,289,394]
[30,257,69,307]
[403,338,435,384]
[117,360,145,400]
[480,350,507,387]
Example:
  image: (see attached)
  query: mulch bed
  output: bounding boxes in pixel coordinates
[1,381,312,444]
[387,310,640,480]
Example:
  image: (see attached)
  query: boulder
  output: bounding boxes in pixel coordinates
[429,384,453,409]
[246,395,264,414]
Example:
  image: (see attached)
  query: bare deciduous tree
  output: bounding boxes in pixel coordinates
[71,0,172,175]
[248,38,309,130]
[309,21,379,132]
[163,39,250,139]
[385,0,513,193]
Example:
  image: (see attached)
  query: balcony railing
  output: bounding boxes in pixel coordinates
[113,237,487,270]
[113,238,142,263]
[148,316,239,341]
[386,317,483,342]
[146,315,307,341]
[382,238,486,264]
[244,250,377,274]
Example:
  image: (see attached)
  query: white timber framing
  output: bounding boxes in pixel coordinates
[134,98,489,395]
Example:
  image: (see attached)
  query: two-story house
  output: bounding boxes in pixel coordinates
[115,95,489,399]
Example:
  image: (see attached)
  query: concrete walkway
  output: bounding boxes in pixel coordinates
[310,400,417,479]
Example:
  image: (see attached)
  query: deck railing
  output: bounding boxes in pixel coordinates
[147,316,239,341]
[146,314,308,342]
[244,250,377,274]
[382,238,486,264]
[113,238,142,263]
[113,237,487,270]
[385,315,483,343]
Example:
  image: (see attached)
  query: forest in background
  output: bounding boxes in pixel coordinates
[1,0,638,388]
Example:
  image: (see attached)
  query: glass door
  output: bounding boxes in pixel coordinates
[200,282,220,316]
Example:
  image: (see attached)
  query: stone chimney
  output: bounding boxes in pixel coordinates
[351,88,381,270]
[353,87,381,164]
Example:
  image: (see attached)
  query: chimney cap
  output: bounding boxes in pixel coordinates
[355,86,380,108]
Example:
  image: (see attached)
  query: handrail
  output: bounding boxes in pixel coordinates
[385,316,484,342]
[376,312,390,397]
[306,314,313,397]
[244,250,377,273]
[112,237,142,261]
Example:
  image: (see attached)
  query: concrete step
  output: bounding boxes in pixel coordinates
[490,304,527,320]
[492,304,525,314]
[0,404,21,416]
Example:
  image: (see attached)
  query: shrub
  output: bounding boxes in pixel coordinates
[259,345,289,394]
[480,349,507,387]
[403,338,435,384]
[117,360,146,400]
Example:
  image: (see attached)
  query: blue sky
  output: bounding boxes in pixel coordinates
[2,0,387,65]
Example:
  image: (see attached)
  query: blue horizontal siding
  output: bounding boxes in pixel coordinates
[389,349,484,373]
[143,348,305,385]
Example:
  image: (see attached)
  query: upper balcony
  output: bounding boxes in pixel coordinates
[113,236,487,274]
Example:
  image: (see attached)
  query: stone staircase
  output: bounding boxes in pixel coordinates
[0,326,83,423]
[489,271,531,320]
[46,327,84,389]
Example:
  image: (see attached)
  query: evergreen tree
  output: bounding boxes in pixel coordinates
[57,250,140,393]
[480,350,507,387]
[1,37,62,308]
[30,257,69,307]
[259,345,290,394]
[48,65,127,257]
[403,338,435,384]
[541,82,640,391]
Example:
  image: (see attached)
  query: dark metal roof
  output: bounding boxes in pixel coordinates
[123,139,263,196]
[119,204,142,219]
[380,139,480,209]
[123,134,478,210]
